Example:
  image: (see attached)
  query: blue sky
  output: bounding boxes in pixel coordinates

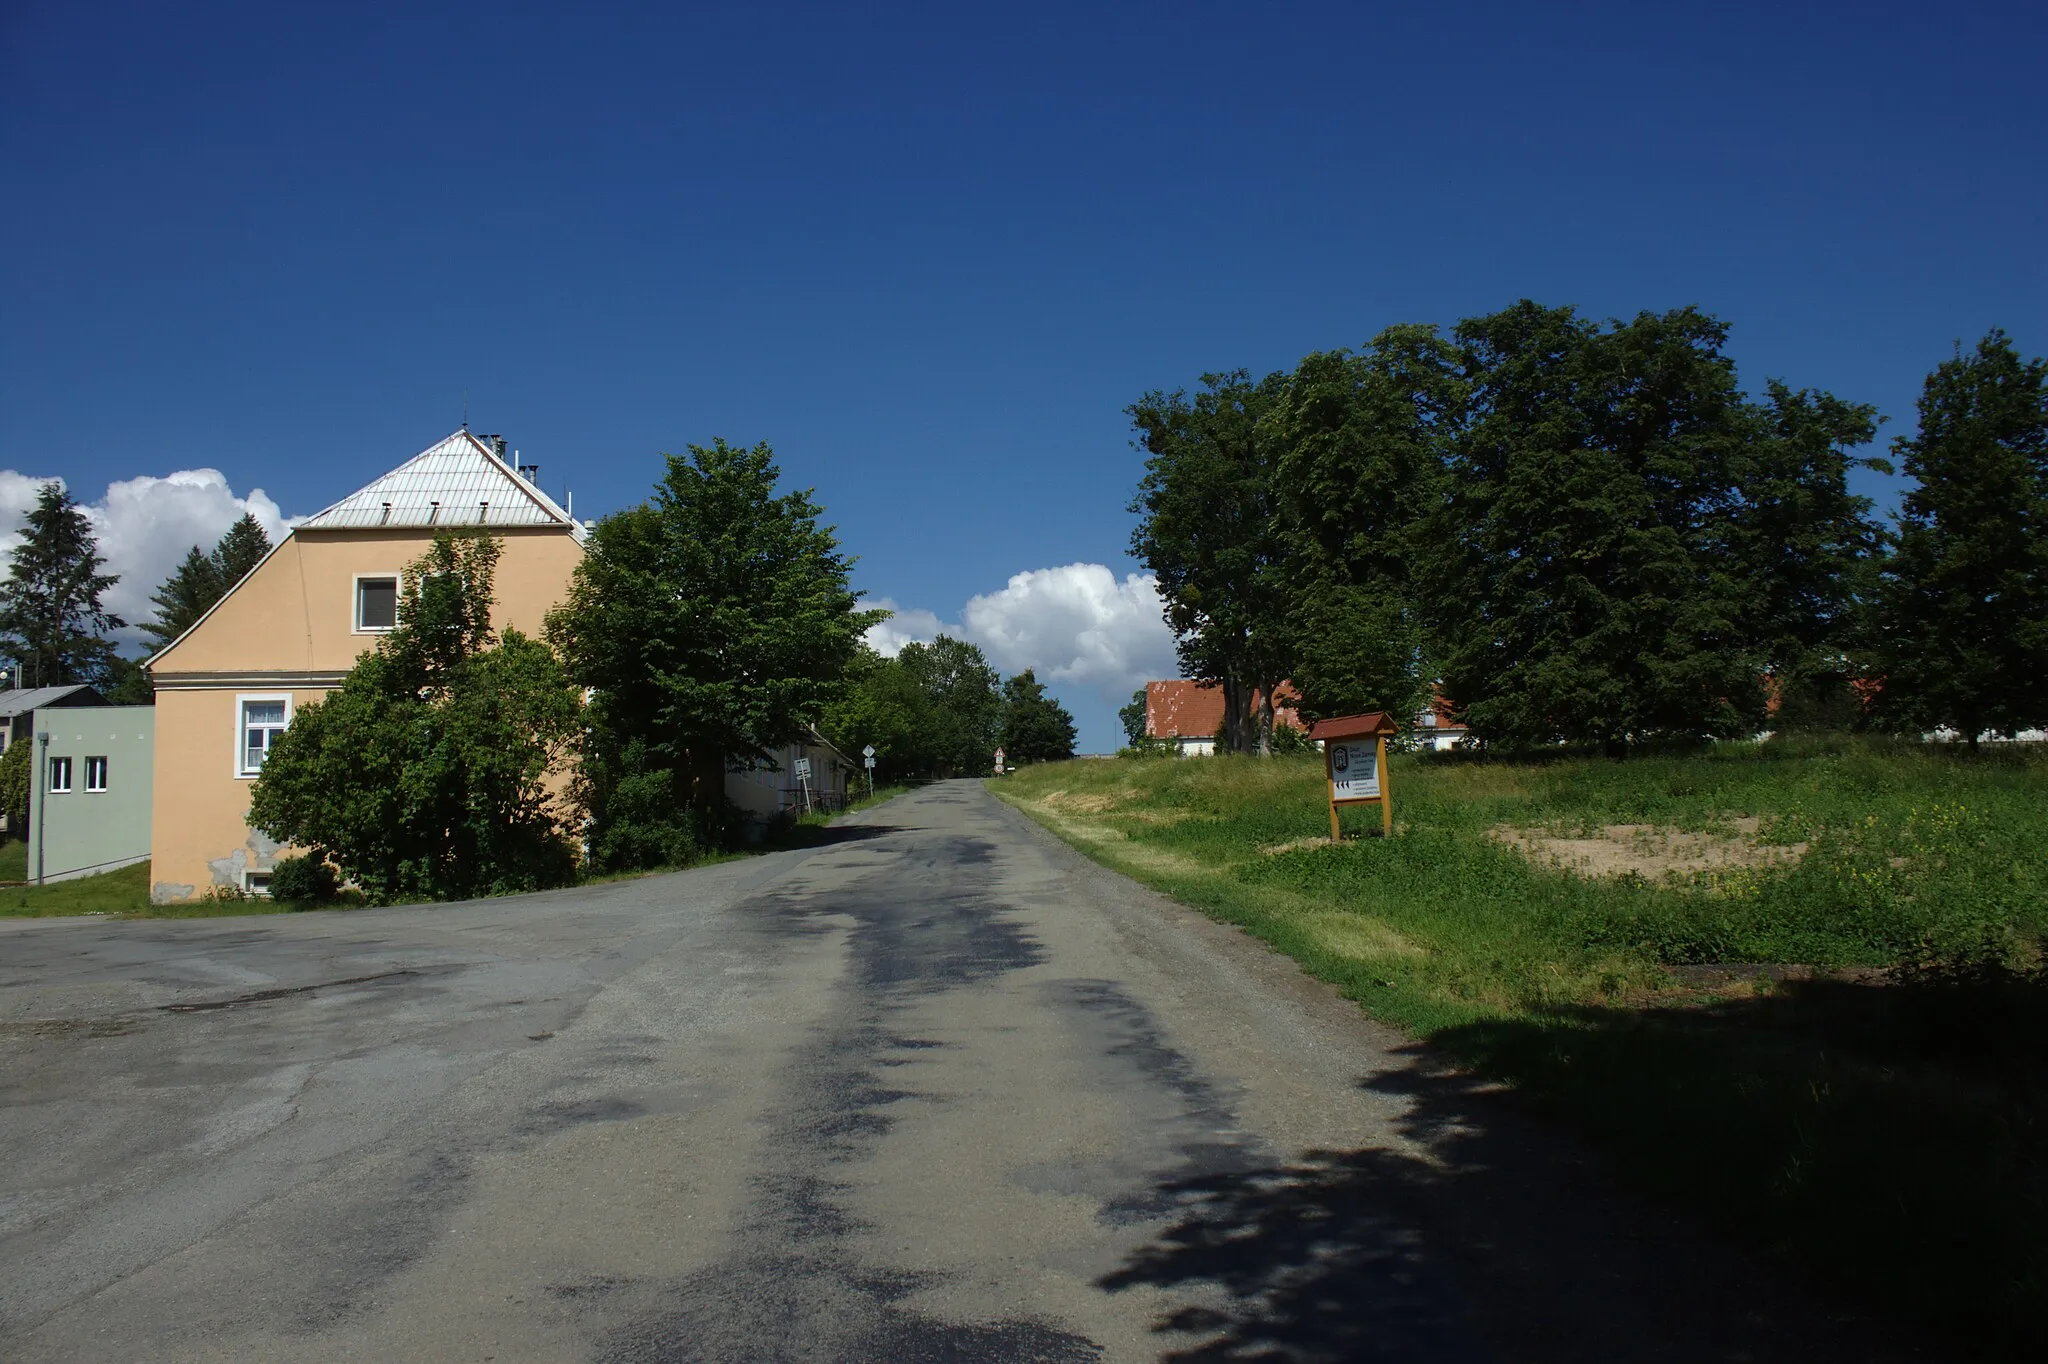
[5,1,2044,750]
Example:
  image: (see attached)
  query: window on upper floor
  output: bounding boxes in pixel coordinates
[356,576,399,632]
[239,698,289,777]
[48,755,71,793]
[84,756,108,792]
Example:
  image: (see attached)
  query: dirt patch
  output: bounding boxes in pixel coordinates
[1037,789,1134,816]
[1492,816,1806,883]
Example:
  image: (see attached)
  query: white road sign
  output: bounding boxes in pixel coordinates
[862,744,876,758]
[1327,741,1380,802]
[864,757,876,769]
[794,757,812,779]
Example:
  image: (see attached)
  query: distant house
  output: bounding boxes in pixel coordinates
[1411,692,1471,751]
[728,730,857,827]
[144,430,588,902]
[0,685,107,838]
[1144,680,1302,756]
[24,706,154,883]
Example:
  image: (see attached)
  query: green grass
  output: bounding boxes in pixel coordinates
[998,739,2048,1358]
[0,861,281,918]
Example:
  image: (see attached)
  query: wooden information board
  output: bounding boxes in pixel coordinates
[1307,711,1398,839]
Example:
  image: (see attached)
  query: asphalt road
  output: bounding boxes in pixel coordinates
[0,781,1911,1363]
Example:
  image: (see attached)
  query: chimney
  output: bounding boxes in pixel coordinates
[518,462,541,483]
[488,434,508,461]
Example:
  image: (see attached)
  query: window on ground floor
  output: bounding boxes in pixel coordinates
[84,755,108,791]
[48,755,71,792]
[238,698,290,777]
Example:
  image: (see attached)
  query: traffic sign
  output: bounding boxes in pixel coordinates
[862,744,876,758]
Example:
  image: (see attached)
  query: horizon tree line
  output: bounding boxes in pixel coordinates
[1129,302,2048,754]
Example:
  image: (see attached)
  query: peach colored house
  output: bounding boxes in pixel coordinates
[144,431,585,902]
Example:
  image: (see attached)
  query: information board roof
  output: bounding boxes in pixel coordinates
[1306,711,1399,742]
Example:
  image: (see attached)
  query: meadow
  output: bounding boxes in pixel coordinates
[999,739,2048,1357]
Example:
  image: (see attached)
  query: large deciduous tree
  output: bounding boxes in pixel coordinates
[1426,303,1772,751]
[1129,370,1292,754]
[897,635,1004,775]
[249,533,583,901]
[1872,330,2048,744]
[547,440,875,864]
[1000,669,1077,763]
[1268,325,1462,724]
[0,482,123,690]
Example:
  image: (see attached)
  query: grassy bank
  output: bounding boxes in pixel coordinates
[997,740,2048,1358]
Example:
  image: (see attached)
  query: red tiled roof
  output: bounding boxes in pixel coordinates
[1145,680,1301,738]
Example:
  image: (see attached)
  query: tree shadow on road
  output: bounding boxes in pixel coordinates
[1099,1040,1942,1364]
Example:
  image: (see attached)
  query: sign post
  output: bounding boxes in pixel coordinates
[794,755,813,814]
[862,744,876,796]
[1307,711,1398,840]
[993,747,1006,776]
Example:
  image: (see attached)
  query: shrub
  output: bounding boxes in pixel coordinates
[268,852,337,904]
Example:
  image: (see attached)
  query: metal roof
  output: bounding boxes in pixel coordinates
[296,430,580,535]
[0,685,103,717]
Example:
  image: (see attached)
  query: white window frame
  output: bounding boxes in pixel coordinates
[242,870,273,897]
[48,755,72,793]
[84,755,108,792]
[353,572,402,634]
[234,693,293,780]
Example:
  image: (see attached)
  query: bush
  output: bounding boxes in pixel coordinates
[268,852,337,904]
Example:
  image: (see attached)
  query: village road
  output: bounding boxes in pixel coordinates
[0,782,1911,1362]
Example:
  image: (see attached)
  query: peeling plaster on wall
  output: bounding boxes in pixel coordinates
[206,830,284,889]
[152,882,195,905]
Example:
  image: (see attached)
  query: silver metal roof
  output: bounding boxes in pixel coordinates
[0,685,103,717]
[296,430,580,535]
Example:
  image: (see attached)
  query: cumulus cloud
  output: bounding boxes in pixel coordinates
[864,598,962,658]
[962,564,1178,699]
[871,564,1178,704]
[0,469,294,642]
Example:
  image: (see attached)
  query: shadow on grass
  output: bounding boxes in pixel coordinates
[1103,973,2047,1361]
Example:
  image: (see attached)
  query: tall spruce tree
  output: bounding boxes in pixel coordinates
[0,482,123,689]
[1129,369,1292,754]
[1872,330,2048,743]
[141,513,273,653]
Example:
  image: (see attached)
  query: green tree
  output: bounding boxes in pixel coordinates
[897,635,1003,775]
[1872,330,2048,744]
[1730,383,1888,726]
[1425,302,1771,751]
[248,533,582,901]
[210,512,271,589]
[1129,369,1292,753]
[0,482,123,689]
[1118,687,1150,745]
[1000,669,1076,763]
[1268,326,1462,724]
[547,440,876,861]
[139,547,222,653]
[819,645,932,781]
[0,739,30,835]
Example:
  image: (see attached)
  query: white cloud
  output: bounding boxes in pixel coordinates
[960,563,1179,701]
[0,468,294,644]
[864,598,963,658]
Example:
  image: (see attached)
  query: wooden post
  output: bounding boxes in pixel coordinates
[1325,742,1341,841]
[1377,735,1392,837]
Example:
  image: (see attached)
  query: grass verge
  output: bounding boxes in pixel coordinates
[997,740,2048,1359]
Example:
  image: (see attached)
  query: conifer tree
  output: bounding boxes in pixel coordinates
[0,482,123,689]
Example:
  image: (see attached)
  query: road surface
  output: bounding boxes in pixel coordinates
[0,781,1907,1362]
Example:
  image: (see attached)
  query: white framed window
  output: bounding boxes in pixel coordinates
[48,755,72,793]
[84,756,108,792]
[354,574,400,632]
[235,694,292,778]
[243,870,273,897]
